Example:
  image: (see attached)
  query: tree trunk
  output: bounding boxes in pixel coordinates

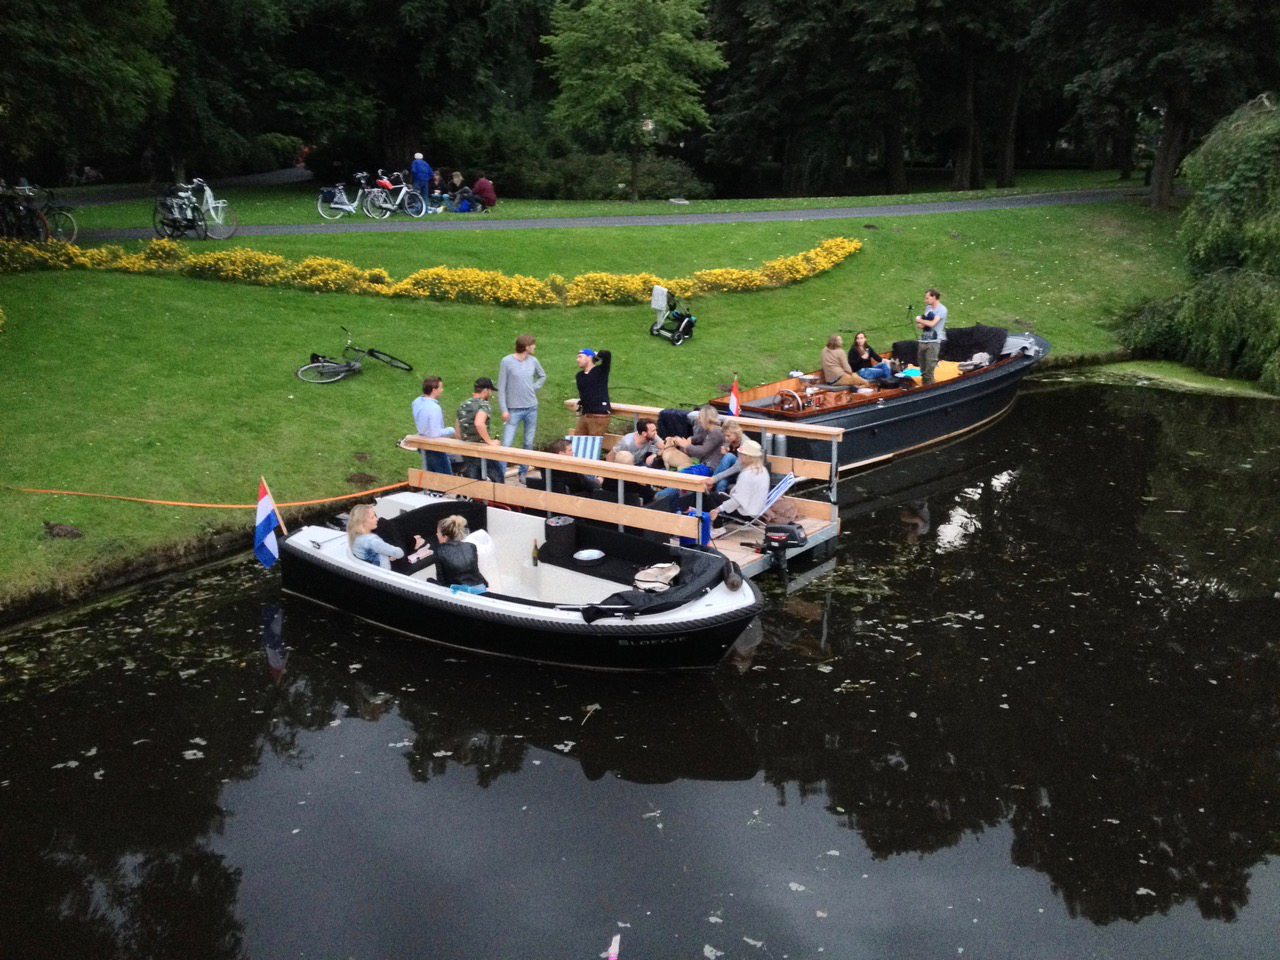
[883,122,907,195]
[995,64,1024,189]
[630,148,640,202]
[1112,108,1136,181]
[952,57,976,191]
[1150,84,1190,208]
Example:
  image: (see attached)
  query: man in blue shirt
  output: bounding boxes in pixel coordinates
[410,153,433,197]
[915,287,948,385]
[411,376,454,474]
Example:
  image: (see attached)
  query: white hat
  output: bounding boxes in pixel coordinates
[414,152,423,159]
[739,438,763,458]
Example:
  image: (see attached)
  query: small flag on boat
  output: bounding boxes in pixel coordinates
[254,478,282,568]
[728,374,741,417]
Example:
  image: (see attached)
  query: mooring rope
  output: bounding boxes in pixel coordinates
[8,481,409,509]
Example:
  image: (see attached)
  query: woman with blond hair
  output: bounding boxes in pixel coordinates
[347,503,425,568]
[431,515,487,589]
[668,404,726,470]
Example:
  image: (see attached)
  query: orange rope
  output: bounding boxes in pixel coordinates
[8,481,409,509]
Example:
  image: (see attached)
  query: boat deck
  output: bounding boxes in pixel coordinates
[399,432,843,581]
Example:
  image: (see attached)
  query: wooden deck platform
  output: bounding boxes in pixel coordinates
[399,433,841,580]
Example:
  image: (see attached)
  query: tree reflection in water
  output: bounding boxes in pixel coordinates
[0,383,1278,956]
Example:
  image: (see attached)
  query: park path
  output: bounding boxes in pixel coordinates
[81,172,1150,242]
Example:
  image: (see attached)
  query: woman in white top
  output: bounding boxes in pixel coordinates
[711,439,769,524]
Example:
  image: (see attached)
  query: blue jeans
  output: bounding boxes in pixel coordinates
[502,406,538,479]
[857,361,893,381]
[421,450,453,475]
[710,452,738,495]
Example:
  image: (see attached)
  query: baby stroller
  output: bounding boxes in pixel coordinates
[649,285,697,346]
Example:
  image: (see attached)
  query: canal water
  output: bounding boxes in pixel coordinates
[2,379,1278,960]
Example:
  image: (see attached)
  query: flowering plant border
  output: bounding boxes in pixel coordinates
[0,236,861,308]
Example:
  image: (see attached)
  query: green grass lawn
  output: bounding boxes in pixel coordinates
[0,191,1183,612]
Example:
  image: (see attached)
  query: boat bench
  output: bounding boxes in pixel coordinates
[891,323,1008,365]
[379,500,489,576]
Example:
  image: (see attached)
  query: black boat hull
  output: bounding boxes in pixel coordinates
[280,540,763,672]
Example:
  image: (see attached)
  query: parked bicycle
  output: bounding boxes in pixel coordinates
[316,172,375,220]
[190,178,239,239]
[362,169,426,219]
[296,326,414,383]
[37,186,78,243]
[0,181,50,242]
[153,182,207,240]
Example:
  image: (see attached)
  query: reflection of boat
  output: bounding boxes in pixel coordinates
[280,492,763,672]
[708,328,1050,471]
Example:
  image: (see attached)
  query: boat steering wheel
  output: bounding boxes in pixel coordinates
[778,388,805,413]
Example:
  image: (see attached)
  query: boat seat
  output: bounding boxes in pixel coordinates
[814,383,857,391]
[382,499,488,576]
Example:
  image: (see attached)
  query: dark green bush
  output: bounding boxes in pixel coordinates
[248,133,305,173]
[525,152,711,200]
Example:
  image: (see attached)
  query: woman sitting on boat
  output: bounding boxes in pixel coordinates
[431,515,488,590]
[348,504,426,568]
[821,335,869,387]
[709,439,770,526]
[705,421,745,495]
[666,405,726,470]
[848,331,894,382]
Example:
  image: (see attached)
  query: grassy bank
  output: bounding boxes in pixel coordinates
[0,193,1183,616]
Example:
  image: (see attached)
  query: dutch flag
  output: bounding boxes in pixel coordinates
[728,374,741,417]
[254,478,282,568]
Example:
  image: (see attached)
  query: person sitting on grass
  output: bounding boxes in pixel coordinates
[347,503,426,568]
[447,170,478,212]
[472,172,497,211]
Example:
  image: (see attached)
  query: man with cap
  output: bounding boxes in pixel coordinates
[410,152,433,198]
[456,377,504,483]
[574,347,612,436]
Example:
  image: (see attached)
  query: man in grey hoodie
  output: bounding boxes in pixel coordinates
[497,334,547,483]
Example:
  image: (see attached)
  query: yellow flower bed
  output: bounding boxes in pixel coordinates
[0,236,861,308]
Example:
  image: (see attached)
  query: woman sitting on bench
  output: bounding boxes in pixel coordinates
[848,331,894,382]
[821,334,869,387]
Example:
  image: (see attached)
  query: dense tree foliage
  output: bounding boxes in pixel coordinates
[1,0,1278,197]
[543,0,724,200]
[1122,96,1280,391]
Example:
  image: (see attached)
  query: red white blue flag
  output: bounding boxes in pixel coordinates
[254,478,281,568]
[728,375,741,417]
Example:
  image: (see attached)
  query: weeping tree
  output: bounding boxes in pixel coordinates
[543,0,725,200]
[1122,95,1280,392]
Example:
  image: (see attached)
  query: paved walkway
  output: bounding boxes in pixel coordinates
[81,180,1150,243]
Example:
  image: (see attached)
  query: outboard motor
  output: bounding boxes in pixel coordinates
[762,522,807,579]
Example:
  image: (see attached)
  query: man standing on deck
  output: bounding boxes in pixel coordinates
[498,334,547,484]
[411,376,454,475]
[456,377,505,484]
[915,288,948,385]
[575,347,612,436]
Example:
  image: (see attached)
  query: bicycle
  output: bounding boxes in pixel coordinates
[316,172,374,220]
[153,183,207,240]
[0,182,50,242]
[362,169,426,219]
[190,178,239,239]
[296,326,414,383]
[38,186,78,243]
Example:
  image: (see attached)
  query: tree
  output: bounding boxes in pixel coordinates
[0,0,172,176]
[544,0,725,200]
[1033,0,1280,208]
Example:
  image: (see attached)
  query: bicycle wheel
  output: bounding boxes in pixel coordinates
[49,209,78,243]
[365,348,413,372]
[21,209,49,242]
[317,192,346,220]
[189,207,208,240]
[206,202,239,239]
[403,191,426,218]
[296,361,356,384]
[153,202,176,238]
[363,190,392,220]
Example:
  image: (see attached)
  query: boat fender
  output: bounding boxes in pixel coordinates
[723,559,744,591]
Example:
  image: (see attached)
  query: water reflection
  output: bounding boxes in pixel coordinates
[1,382,1279,958]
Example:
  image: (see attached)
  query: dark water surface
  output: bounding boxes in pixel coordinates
[3,381,1279,960]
